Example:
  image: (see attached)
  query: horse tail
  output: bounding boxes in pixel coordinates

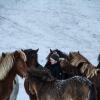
[89,83,97,100]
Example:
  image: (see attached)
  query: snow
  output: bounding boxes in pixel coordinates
[0,0,100,100]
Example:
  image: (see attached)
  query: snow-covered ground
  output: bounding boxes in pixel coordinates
[0,0,100,100]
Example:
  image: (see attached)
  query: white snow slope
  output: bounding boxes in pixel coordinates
[0,0,100,100]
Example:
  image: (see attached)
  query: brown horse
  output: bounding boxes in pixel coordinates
[27,68,97,100]
[23,49,43,100]
[67,51,100,100]
[0,50,27,100]
[61,63,100,100]
[50,49,100,100]
[67,52,100,78]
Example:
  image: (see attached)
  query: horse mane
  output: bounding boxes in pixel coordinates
[46,49,68,60]
[87,68,100,78]
[23,49,38,66]
[0,52,14,80]
[81,63,100,78]
[68,51,99,78]
[0,50,26,80]
[68,51,90,67]
[54,49,68,58]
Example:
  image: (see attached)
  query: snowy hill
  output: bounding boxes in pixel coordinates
[0,0,100,100]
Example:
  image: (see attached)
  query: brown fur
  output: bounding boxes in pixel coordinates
[59,51,100,100]
[23,49,41,100]
[27,68,97,100]
[68,52,99,78]
[0,50,27,100]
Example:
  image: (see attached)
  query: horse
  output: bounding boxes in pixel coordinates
[0,50,27,100]
[23,49,43,100]
[67,52,100,77]
[10,75,19,100]
[65,51,100,100]
[27,68,97,100]
[60,57,100,100]
[49,49,100,100]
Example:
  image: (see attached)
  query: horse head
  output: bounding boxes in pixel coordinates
[13,50,27,78]
[45,49,68,66]
[22,49,39,68]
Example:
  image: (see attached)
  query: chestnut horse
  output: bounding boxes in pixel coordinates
[23,49,43,100]
[27,68,97,100]
[49,49,100,100]
[0,50,27,100]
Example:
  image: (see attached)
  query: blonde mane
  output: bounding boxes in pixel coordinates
[0,52,14,80]
[69,52,99,78]
[69,52,89,67]
[80,63,100,78]
[0,50,27,80]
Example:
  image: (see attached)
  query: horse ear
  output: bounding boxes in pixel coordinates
[36,48,39,53]
[14,51,20,58]
[78,51,80,54]
[50,49,52,53]
[2,52,6,58]
[21,49,24,52]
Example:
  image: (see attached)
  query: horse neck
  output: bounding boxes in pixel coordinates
[30,79,44,96]
[35,61,40,66]
[44,60,50,67]
[1,67,16,88]
[27,59,39,68]
[66,65,81,76]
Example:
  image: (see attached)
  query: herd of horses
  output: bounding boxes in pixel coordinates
[0,48,99,100]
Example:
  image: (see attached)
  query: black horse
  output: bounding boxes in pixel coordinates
[22,49,43,100]
[44,49,74,80]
